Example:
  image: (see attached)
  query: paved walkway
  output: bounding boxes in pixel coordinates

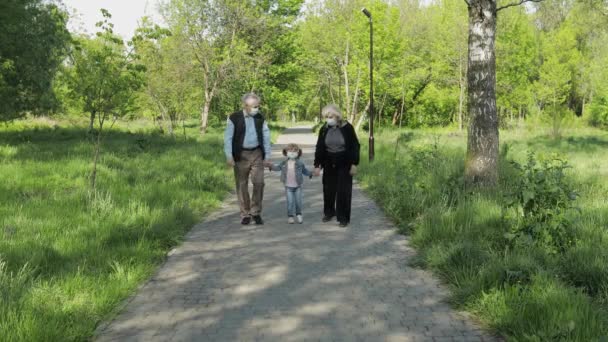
[95,126,499,342]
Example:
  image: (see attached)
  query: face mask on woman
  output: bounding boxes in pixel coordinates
[326,118,337,127]
[287,151,298,159]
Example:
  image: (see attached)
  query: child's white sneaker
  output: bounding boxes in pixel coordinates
[296,215,303,224]
[288,217,295,224]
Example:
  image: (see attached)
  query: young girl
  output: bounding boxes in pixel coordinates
[269,143,314,224]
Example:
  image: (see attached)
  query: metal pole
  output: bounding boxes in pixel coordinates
[362,8,374,162]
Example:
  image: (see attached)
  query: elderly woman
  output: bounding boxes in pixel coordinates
[314,104,360,227]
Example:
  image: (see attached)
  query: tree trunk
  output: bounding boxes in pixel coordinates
[392,109,399,126]
[458,52,465,131]
[88,111,96,133]
[343,42,351,118]
[377,93,388,127]
[159,103,174,136]
[355,101,371,131]
[91,113,105,190]
[200,88,214,134]
[399,92,406,128]
[349,70,361,123]
[465,0,499,186]
[518,106,523,127]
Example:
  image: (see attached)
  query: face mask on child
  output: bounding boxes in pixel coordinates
[287,151,298,159]
[326,118,337,127]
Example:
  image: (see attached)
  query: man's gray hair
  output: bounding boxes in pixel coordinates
[322,104,342,119]
[241,92,261,104]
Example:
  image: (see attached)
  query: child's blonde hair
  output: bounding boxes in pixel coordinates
[282,143,302,158]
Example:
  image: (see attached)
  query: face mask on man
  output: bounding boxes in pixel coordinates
[326,118,337,127]
[248,107,260,115]
[287,151,298,159]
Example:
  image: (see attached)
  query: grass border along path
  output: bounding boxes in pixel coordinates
[357,127,608,341]
[0,119,236,341]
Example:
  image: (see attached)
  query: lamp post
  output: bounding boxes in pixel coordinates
[361,7,374,161]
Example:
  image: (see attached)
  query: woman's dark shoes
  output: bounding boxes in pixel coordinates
[241,216,251,225]
[252,215,264,225]
[338,221,349,227]
[322,215,334,222]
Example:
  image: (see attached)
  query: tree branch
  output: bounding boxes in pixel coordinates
[497,0,543,12]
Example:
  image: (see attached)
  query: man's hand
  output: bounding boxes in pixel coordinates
[349,165,357,176]
[227,158,235,167]
[263,160,272,168]
[314,167,321,177]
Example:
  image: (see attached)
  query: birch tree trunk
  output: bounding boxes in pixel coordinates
[465,0,499,186]
[355,101,370,131]
[458,51,466,132]
[200,88,214,134]
[342,42,351,117]
[349,69,361,123]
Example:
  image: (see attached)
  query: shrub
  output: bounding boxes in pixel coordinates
[588,95,608,129]
[504,152,579,254]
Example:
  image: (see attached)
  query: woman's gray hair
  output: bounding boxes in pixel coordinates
[241,92,261,104]
[322,104,342,119]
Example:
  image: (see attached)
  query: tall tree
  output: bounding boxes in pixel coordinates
[534,21,580,137]
[62,10,143,189]
[463,0,542,186]
[495,6,537,125]
[161,0,251,134]
[132,18,197,137]
[0,0,70,120]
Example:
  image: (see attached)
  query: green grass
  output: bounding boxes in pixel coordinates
[358,123,608,341]
[0,117,240,341]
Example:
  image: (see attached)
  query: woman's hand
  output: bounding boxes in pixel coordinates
[349,165,357,176]
[314,167,321,177]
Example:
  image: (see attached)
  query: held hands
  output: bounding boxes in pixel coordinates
[349,165,357,176]
[313,167,321,177]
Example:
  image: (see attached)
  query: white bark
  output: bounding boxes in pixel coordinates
[465,0,499,186]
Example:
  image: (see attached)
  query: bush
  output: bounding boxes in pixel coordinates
[588,95,608,129]
[504,153,579,254]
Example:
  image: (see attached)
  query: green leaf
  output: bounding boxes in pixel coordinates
[523,190,535,204]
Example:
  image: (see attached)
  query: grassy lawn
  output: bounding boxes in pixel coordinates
[358,124,608,341]
[0,118,242,341]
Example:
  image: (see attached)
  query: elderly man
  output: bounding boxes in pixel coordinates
[224,93,272,225]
